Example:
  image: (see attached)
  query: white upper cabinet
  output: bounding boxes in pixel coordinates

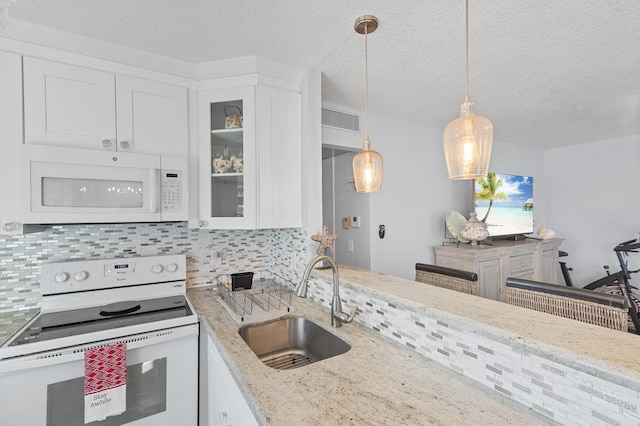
[198,86,257,230]
[0,51,26,236]
[23,58,188,156]
[23,58,116,150]
[115,75,188,156]
[256,85,302,229]
[197,84,302,230]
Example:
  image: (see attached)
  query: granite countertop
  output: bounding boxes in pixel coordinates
[189,286,556,426]
[327,265,640,382]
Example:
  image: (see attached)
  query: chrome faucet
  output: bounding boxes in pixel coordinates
[294,255,358,328]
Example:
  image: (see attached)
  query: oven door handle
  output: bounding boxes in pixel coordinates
[0,324,199,374]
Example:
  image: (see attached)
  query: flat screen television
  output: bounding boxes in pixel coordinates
[473,172,534,239]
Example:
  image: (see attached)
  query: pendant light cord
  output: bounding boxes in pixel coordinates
[465,0,470,100]
[364,22,370,141]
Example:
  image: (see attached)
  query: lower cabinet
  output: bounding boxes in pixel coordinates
[475,258,502,300]
[200,327,258,426]
[434,238,563,301]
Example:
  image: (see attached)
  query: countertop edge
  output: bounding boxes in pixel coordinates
[188,285,557,426]
[311,265,640,391]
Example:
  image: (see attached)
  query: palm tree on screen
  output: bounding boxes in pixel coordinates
[475,173,508,223]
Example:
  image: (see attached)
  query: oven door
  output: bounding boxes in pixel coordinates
[21,144,162,224]
[0,324,198,426]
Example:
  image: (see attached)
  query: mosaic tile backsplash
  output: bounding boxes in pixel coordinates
[0,222,308,313]
[307,275,640,426]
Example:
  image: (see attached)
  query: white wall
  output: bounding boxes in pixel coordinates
[545,135,640,285]
[365,112,459,279]
[365,111,548,279]
[324,106,639,286]
[333,152,371,268]
[322,152,371,268]
[322,156,336,236]
[300,68,325,259]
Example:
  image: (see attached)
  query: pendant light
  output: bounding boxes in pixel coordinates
[443,0,493,180]
[352,15,383,193]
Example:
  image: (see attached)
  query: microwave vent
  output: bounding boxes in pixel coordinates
[321,108,360,132]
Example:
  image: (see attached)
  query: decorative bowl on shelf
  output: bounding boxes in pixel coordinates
[230,155,244,173]
[212,157,232,173]
[224,106,243,129]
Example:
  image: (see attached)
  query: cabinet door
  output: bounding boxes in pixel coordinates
[539,247,559,284]
[206,335,258,426]
[198,87,256,229]
[0,51,25,235]
[116,75,188,156]
[23,58,117,150]
[256,85,302,228]
[477,258,503,301]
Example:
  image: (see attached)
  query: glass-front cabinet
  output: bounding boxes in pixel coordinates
[199,86,256,229]
[197,83,302,230]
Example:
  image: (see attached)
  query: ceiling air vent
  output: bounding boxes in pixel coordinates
[321,108,360,132]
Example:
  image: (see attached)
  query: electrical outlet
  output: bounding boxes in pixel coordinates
[210,250,222,266]
[348,240,354,252]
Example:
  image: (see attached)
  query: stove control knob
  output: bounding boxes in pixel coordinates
[166,263,178,273]
[151,264,164,274]
[74,271,89,281]
[54,272,70,283]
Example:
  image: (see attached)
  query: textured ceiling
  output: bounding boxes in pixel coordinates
[6,0,640,149]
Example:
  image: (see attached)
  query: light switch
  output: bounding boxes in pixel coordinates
[351,216,361,228]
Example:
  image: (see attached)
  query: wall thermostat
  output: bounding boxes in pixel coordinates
[343,217,351,229]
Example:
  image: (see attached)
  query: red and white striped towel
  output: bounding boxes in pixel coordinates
[84,342,127,423]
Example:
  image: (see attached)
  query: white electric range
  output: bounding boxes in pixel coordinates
[0,254,199,426]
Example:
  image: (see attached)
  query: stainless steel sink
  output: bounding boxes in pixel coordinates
[238,316,351,370]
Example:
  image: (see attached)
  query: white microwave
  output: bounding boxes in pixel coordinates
[21,145,188,224]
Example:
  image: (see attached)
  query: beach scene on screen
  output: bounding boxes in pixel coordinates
[474,173,534,237]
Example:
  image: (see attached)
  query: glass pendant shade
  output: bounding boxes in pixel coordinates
[443,96,493,180]
[443,0,493,180]
[353,137,383,192]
